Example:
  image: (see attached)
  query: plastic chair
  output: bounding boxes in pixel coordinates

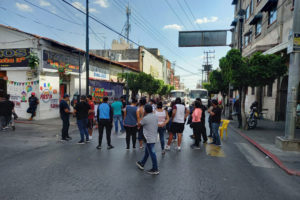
[219,120,230,140]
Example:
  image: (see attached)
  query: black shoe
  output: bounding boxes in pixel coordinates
[66,137,72,140]
[208,135,213,138]
[77,140,85,144]
[107,145,114,150]
[190,144,200,149]
[136,161,144,170]
[85,139,90,143]
[209,142,216,145]
[146,169,159,175]
[203,140,208,144]
[96,145,102,149]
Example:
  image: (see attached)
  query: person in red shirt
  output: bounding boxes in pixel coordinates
[87,95,95,139]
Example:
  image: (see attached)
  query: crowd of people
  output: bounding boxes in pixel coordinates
[58,95,223,175]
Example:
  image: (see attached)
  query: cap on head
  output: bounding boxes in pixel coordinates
[64,94,69,98]
[145,104,153,113]
[31,92,36,96]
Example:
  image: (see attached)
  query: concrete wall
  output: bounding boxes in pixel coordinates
[143,49,163,80]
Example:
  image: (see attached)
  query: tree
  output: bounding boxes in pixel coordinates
[118,72,141,97]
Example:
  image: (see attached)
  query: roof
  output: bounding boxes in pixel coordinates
[0,24,139,72]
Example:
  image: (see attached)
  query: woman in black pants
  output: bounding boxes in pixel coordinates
[123,98,139,149]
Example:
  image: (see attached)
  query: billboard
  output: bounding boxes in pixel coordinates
[0,48,30,67]
[89,80,124,103]
[179,30,227,47]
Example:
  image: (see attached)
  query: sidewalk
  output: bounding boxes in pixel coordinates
[229,118,300,175]
[16,117,77,126]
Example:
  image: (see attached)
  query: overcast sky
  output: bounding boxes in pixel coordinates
[0,0,234,89]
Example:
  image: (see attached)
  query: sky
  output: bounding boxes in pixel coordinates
[0,0,234,89]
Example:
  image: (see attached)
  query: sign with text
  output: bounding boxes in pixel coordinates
[0,48,30,67]
[43,50,80,73]
[179,30,227,47]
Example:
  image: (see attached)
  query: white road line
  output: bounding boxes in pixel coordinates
[235,143,275,169]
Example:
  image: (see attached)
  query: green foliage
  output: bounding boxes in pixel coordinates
[27,52,39,70]
[209,70,228,94]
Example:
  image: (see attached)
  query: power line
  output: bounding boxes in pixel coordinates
[176,0,197,30]
[61,0,140,47]
[183,0,201,29]
[164,0,187,29]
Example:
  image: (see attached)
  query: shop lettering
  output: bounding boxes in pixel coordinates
[0,49,28,58]
[40,89,53,103]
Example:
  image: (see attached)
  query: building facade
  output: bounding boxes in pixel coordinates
[0,25,137,120]
[231,0,295,121]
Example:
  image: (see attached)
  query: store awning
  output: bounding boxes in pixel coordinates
[261,0,278,12]
[231,18,238,26]
[232,0,238,5]
[249,12,263,25]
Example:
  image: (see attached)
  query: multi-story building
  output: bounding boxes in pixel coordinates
[174,76,181,89]
[231,0,295,121]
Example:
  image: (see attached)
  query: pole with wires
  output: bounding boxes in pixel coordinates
[86,0,89,96]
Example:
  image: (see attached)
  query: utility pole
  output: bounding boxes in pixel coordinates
[78,52,81,96]
[284,0,300,140]
[86,0,89,96]
[125,5,131,44]
[202,50,214,82]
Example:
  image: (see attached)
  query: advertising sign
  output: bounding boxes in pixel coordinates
[43,50,80,73]
[179,30,227,47]
[89,80,124,103]
[0,48,30,67]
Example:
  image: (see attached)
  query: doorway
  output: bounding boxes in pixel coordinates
[278,76,288,121]
[0,71,7,98]
[60,84,67,99]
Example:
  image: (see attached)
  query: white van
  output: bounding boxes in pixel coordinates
[189,89,209,106]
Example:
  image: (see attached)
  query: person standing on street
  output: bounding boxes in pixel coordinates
[111,97,125,134]
[87,95,95,140]
[97,97,114,150]
[27,92,39,121]
[136,104,159,175]
[197,98,208,143]
[124,98,139,150]
[59,94,73,141]
[234,97,242,128]
[137,98,146,148]
[190,100,203,149]
[165,97,189,151]
[208,99,222,146]
[155,102,169,155]
[74,95,90,144]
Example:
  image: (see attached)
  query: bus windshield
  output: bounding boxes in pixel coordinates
[189,90,208,99]
[170,91,185,98]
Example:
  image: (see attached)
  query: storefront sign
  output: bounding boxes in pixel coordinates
[90,65,109,80]
[40,89,53,103]
[89,80,124,103]
[0,48,30,67]
[43,50,80,73]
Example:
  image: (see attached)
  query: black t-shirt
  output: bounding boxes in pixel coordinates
[60,100,70,118]
[29,96,38,107]
[75,101,90,120]
[0,100,14,116]
[200,105,207,122]
[211,106,221,123]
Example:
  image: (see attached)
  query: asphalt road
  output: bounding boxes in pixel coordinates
[0,118,300,200]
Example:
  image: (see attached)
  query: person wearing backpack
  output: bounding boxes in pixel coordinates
[96,97,114,150]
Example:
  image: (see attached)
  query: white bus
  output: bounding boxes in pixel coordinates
[170,90,187,104]
[189,89,209,106]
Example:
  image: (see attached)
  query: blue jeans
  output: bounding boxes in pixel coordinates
[140,143,158,171]
[113,115,125,133]
[158,127,166,150]
[211,122,221,145]
[77,118,89,142]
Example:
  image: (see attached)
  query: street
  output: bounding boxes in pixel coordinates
[0,118,300,200]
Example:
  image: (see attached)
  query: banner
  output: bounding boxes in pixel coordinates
[89,80,124,103]
[43,50,80,73]
[0,48,30,67]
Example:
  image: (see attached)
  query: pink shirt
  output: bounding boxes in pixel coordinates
[192,108,202,123]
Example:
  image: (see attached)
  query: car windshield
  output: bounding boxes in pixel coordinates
[189,91,208,99]
[170,92,185,98]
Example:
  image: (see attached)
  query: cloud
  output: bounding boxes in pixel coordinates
[94,0,109,8]
[16,2,33,12]
[39,0,51,7]
[72,2,98,13]
[163,24,183,31]
[195,16,218,24]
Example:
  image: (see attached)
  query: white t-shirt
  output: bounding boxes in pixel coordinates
[155,110,167,125]
[173,104,185,123]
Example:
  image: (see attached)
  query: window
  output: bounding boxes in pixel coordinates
[251,87,255,95]
[245,6,250,20]
[268,6,277,25]
[244,35,249,46]
[267,83,273,97]
[255,19,262,35]
[250,0,254,14]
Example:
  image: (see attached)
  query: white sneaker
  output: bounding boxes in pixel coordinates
[177,146,181,151]
[165,145,170,150]
[89,136,92,140]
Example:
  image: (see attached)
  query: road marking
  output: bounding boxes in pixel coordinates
[235,143,274,168]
